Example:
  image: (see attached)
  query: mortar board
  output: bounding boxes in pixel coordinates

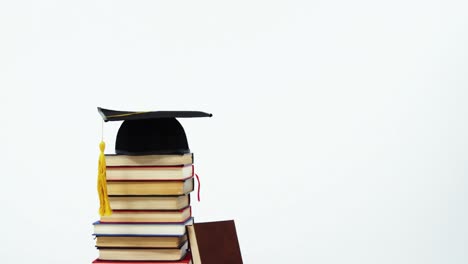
[96,107,212,216]
[98,107,212,155]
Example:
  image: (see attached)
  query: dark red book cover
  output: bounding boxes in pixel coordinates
[188,220,243,264]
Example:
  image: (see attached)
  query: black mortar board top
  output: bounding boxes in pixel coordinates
[98,107,212,155]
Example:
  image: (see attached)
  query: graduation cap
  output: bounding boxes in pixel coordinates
[96,107,212,216]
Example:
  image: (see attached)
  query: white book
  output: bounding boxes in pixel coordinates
[93,218,193,236]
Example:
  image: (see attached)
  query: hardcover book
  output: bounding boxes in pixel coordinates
[107,177,194,196]
[105,153,194,167]
[93,218,193,236]
[97,241,188,261]
[95,235,187,248]
[187,220,243,264]
[106,165,193,181]
[100,206,191,223]
[92,251,192,264]
[108,195,190,210]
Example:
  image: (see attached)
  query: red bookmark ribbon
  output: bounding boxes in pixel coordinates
[192,165,201,202]
[195,173,201,202]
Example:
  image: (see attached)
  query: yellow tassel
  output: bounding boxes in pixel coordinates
[97,141,112,216]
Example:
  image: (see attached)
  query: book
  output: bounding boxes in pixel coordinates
[105,153,193,167]
[96,235,187,248]
[109,195,190,210]
[187,220,243,264]
[97,241,188,261]
[106,165,193,181]
[101,206,191,223]
[93,218,193,236]
[107,178,194,196]
[92,251,192,263]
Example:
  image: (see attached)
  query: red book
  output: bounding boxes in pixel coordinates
[187,220,243,264]
[92,251,192,264]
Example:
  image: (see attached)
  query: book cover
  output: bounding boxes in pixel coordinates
[96,235,187,248]
[108,195,190,210]
[100,206,192,223]
[93,218,193,236]
[187,220,243,264]
[97,241,189,261]
[105,153,194,167]
[107,177,194,196]
[106,165,193,181]
[92,251,192,263]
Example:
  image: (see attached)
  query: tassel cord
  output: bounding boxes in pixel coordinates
[97,141,112,216]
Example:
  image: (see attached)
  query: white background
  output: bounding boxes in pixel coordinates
[1,0,467,263]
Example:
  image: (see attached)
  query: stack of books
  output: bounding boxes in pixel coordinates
[92,153,195,264]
